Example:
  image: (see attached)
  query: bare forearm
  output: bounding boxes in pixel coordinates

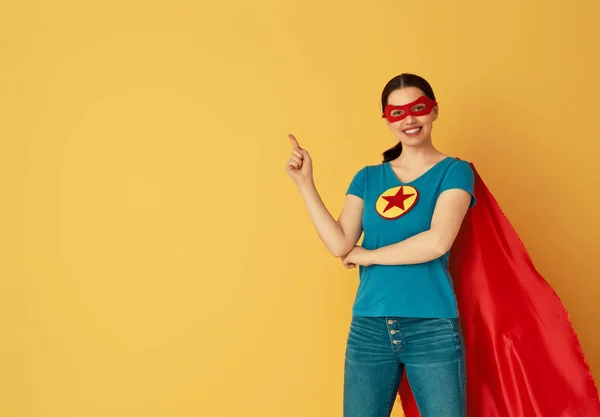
[355,188,470,267]
[298,182,350,257]
[369,230,445,265]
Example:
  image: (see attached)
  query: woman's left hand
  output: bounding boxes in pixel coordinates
[342,246,373,269]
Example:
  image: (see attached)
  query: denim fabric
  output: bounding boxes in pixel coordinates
[343,316,467,417]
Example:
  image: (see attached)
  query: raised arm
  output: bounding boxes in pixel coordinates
[286,134,363,257]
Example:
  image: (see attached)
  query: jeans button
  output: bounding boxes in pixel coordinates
[387,320,394,325]
[390,330,396,335]
[392,340,399,345]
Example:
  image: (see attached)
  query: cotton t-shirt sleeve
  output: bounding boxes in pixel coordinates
[346,167,367,199]
[439,161,476,208]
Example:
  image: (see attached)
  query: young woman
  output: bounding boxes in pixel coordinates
[285,73,475,417]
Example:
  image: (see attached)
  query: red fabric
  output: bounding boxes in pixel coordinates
[398,162,600,416]
[381,96,437,123]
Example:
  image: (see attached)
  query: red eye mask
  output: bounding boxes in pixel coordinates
[382,96,438,123]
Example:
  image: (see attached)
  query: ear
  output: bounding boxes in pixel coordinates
[432,106,439,121]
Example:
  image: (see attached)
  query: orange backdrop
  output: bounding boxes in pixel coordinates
[1,1,598,416]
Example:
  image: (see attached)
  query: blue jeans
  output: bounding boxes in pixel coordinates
[344,316,467,417]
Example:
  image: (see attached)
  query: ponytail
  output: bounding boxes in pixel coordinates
[382,141,402,163]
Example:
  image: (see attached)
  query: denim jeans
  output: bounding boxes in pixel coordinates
[343,316,467,417]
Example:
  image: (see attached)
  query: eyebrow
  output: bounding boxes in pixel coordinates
[387,102,423,107]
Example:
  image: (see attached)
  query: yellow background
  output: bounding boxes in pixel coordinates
[1,1,599,416]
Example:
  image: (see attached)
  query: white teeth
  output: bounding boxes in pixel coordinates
[404,127,421,134]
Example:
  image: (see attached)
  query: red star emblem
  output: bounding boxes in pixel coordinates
[382,186,415,213]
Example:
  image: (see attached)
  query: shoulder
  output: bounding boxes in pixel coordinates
[438,157,476,207]
[446,156,473,167]
[442,157,474,176]
[360,162,386,171]
[347,163,383,196]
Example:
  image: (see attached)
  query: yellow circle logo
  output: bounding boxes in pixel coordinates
[375,186,419,219]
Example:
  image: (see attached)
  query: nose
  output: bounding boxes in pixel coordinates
[404,115,417,125]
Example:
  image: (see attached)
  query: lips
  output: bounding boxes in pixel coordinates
[403,126,422,136]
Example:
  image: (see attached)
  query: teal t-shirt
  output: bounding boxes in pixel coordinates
[346,156,476,318]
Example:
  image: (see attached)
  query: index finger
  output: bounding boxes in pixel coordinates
[288,134,302,150]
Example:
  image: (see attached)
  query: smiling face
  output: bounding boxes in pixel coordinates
[384,87,438,145]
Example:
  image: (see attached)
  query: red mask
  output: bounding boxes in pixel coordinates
[382,96,438,123]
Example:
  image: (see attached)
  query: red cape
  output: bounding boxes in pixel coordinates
[398,162,600,416]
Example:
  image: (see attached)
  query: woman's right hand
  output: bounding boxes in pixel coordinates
[286,134,314,188]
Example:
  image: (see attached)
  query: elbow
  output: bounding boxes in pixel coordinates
[331,250,345,258]
[432,233,452,258]
[436,244,450,258]
[331,241,354,258]
[331,246,349,258]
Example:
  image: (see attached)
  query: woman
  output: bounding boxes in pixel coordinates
[285,73,475,417]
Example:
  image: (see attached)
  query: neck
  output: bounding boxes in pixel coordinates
[394,140,443,165]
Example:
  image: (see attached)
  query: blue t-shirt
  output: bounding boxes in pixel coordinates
[346,156,476,318]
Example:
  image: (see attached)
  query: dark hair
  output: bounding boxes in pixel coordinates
[381,73,437,162]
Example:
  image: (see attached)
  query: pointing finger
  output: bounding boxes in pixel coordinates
[288,134,302,150]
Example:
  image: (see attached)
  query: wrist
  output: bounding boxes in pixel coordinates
[297,180,316,193]
[365,248,377,265]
